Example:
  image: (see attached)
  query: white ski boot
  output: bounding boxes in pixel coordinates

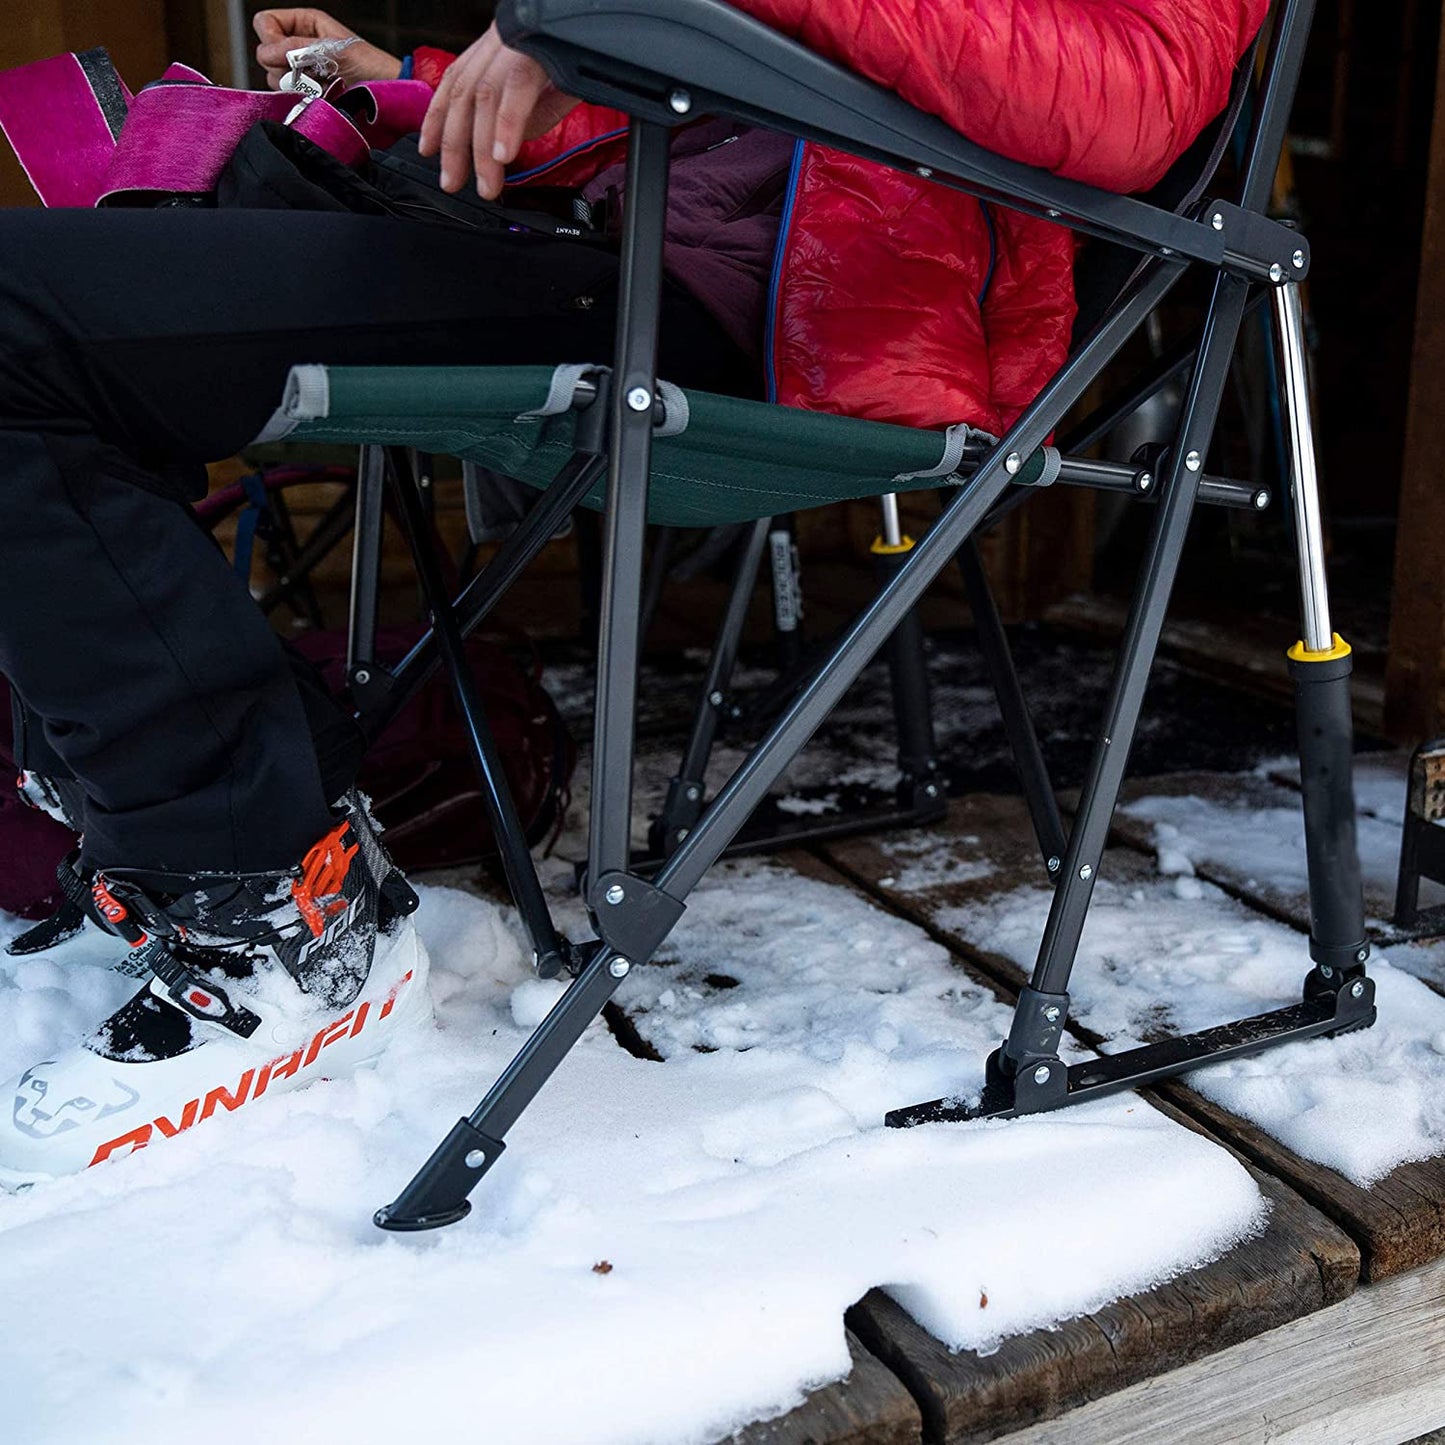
[0,795,431,1186]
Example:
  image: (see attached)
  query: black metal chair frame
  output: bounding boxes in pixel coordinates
[357,0,1375,1230]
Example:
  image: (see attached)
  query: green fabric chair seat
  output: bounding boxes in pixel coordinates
[270,364,1043,527]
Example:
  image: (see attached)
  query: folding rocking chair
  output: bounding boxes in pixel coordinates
[257,0,1373,1230]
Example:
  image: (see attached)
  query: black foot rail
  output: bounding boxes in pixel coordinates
[887,973,1376,1127]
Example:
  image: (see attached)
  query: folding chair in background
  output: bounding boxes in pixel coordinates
[257,0,1374,1229]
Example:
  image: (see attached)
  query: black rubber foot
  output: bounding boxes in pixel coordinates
[373,1117,505,1233]
[374,1200,473,1232]
[1325,1007,1378,1039]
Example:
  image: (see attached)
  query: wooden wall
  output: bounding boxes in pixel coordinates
[1387,2,1445,742]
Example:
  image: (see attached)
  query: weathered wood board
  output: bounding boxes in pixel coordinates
[847,1164,1355,1445]
[817,795,1445,1282]
[1159,1085,1445,1283]
[731,1330,922,1445]
[989,1252,1445,1445]
[602,836,1358,1445]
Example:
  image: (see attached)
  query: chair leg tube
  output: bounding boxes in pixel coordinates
[258,484,356,621]
[368,452,606,733]
[345,445,386,708]
[957,536,1067,871]
[1273,281,1370,984]
[872,496,943,810]
[652,518,770,855]
[998,273,1254,1105]
[377,119,674,1231]
[383,447,574,982]
[639,526,678,643]
[587,118,671,891]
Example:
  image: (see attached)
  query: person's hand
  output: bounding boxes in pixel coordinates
[253,9,402,90]
[418,25,579,198]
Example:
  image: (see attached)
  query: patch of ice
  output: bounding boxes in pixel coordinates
[775,792,839,817]
[877,834,995,893]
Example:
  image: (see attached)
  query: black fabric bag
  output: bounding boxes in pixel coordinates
[217,120,602,240]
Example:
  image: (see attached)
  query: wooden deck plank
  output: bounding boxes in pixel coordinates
[1157,1087,1445,1284]
[847,1166,1355,1445]
[729,1330,922,1445]
[988,1252,1445,1445]
[621,838,1358,1445]
[817,795,1445,1282]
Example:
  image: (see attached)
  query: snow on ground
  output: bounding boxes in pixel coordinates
[0,866,1264,1445]
[1265,751,1410,826]
[943,873,1445,1186]
[1120,757,1445,984]
[1121,777,1405,911]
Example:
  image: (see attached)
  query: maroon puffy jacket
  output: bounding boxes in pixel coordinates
[419,0,1268,432]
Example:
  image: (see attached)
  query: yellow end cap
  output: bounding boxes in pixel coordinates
[1288,633,1352,663]
[870,535,916,556]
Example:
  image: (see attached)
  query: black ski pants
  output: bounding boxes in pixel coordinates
[0,206,755,883]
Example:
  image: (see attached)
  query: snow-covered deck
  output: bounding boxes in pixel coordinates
[783,768,1445,1443]
[5,755,1444,1443]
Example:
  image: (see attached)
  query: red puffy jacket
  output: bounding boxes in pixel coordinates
[418,0,1268,432]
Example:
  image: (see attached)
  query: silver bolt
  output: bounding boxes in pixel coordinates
[1137,473,1152,492]
[464,1149,488,1169]
[1292,248,1305,269]
[1319,964,1334,978]
[1356,947,1370,962]
[1033,1065,1051,1085]
[604,883,625,905]
[668,88,692,114]
[1160,247,1174,257]
[1269,262,1284,282]
[353,669,370,686]
[924,783,939,797]
[1004,452,1023,475]
[1080,864,1094,880]
[1211,212,1224,231]
[675,828,689,842]
[685,785,701,802]
[609,956,632,979]
[1185,450,1202,472]
[709,690,724,707]
[1047,856,1061,873]
[626,386,652,412]
[1253,490,1270,510]
[1047,208,1062,219]
[1043,1006,1061,1023]
[1350,979,1365,998]
[916,166,933,178]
